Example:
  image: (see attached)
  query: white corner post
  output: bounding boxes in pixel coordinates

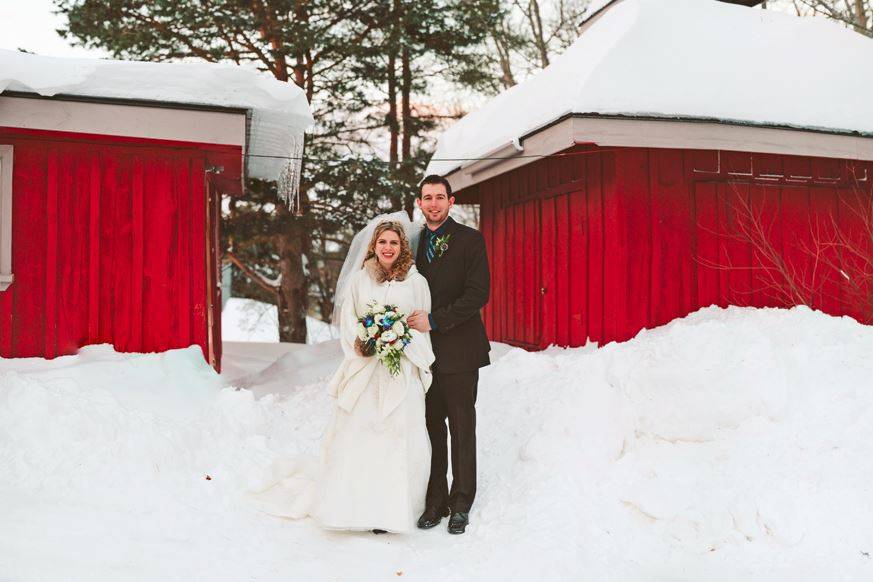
[0,145,13,291]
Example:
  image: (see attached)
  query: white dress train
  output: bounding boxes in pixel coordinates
[248,264,435,533]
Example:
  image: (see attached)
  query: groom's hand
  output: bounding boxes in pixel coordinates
[407,310,432,332]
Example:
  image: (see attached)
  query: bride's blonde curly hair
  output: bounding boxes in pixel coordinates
[363,220,414,281]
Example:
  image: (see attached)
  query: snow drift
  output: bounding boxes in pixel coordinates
[1,305,872,581]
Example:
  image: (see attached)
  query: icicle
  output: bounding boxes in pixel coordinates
[277,132,305,215]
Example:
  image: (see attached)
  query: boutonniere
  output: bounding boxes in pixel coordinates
[434,233,452,258]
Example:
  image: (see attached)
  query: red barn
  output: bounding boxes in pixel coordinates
[427,0,873,349]
[0,50,313,369]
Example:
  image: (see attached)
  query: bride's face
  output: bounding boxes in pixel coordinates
[375,230,401,268]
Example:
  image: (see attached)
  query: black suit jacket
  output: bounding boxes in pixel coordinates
[416,216,491,373]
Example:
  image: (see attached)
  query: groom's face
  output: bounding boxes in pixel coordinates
[418,183,454,226]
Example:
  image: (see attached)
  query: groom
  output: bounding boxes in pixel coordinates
[407,174,491,535]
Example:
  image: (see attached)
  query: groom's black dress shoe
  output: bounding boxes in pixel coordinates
[417,506,450,529]
[447,512,469,535]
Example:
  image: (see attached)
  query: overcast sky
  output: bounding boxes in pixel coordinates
[0,0,808,62]
[0,0,107,58]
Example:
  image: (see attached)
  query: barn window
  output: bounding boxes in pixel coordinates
[0,145,12,291]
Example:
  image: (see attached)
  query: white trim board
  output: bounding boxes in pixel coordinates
[447,117,873,193]
[0,95,246,147]
[0,144,12,291]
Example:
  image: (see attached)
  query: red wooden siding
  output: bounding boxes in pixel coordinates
[470,145,872,349]
[0,127,238,367]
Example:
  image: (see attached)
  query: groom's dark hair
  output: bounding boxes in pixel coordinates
[419,174,453,198]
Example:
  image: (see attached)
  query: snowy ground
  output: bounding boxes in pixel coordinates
[221,297,339,343]
[2,305,873,581]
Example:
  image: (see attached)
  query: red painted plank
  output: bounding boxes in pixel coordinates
[547,155,559,190]
[44,148,58,358]
[650,149,693,327]
[131,155,145,351]
[623,149,651,337]
[808,186,840,314]
[143,155,175,352]
[568,183,587,346]
[554,192,570,346]
[111,152,134,351]
[523,201,534,344]
[694,181,720,310]
[747,184,783,308]
[586,151,605,345]
[602,149,631,343]
[88,151,101,343]
[54,147,91,355]
[488,179,500,340]
[835,185,870,322]
[9,143,48,356]
[780,186,812,308]
[512,197,524,344]
[540,195,556,347]
[719,181,753,307]
[479,180,492,337]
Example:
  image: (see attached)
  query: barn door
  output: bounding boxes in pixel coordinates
[502,197,542,348]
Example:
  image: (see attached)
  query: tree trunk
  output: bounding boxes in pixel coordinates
[388,54,399,165]
[401,41,415,219]
[269,0,312,344]
[401,45,412,163]
[528,0,549,68]
[491,29,516,89]
[855,0,868,31]
[276,207,309,343]
[388,0,401,166]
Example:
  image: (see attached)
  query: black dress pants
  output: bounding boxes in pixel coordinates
[424,369,478,514]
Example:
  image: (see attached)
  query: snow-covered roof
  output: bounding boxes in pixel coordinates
[0,49,314,183]
[426,0,873,179]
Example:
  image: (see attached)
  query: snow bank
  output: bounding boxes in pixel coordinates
[0,48,314,182]
[2,305,873,581]
[426,0,873,178]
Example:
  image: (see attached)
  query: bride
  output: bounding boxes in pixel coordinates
[249,213,434,534]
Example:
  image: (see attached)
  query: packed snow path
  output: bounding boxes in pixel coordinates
[1,306,872,581]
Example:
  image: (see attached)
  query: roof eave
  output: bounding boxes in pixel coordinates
[1,89,250,116]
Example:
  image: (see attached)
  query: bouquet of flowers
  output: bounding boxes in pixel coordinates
[356,301,413,376]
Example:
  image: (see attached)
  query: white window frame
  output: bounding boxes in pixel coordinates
[0,145,12,291]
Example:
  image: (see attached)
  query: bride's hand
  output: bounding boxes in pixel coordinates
[354,337,375,357]
[407,310,432,332]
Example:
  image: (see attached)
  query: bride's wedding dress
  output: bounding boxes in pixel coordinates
[248,259,435,533]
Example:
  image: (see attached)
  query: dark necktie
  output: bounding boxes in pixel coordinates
[426,231,437,263]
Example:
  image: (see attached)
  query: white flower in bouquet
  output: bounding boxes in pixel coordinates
[381,330,398,343]
[357,323,368,340]
[391,320,405,336]
[367,324,379,336]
